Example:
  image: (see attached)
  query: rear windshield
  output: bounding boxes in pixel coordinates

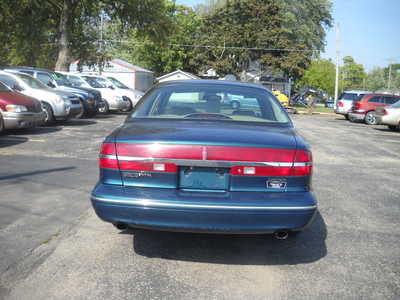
[131,85,290,124]
[340,93,362,101]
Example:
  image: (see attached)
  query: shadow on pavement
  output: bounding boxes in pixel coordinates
[130,210,327,266]
[0,136,28,148]
[373,127,399,133]
[3,126,62,136]
[61,120,97,126]
[0,166,75,181]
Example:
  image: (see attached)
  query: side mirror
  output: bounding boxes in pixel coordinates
[47,82,56,88]
[109,85,115,90]
[13,84,24,92]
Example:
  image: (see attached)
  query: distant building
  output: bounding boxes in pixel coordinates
[69,58,154,92]
[157,70,200,83]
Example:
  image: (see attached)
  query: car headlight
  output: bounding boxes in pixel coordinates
[115,96,124,102]
[5,104,28,112]
[54,95,64,104]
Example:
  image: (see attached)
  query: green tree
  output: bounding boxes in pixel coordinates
[111,4,200,75]
[340,56,366,90]
[190,0,332,79]
[297,59,336,96]
[0,0,173,71]
[364,67,386,91]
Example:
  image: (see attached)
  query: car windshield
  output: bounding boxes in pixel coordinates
[107,77,128,89]
[67,75,87,87]
[53,72,72,87]
[82,76,107,88]
[391,100,400,108]
[14,73,49,89]
[0,81,11,92]
[131,84,290,124]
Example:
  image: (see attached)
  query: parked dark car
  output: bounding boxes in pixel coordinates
[0,80,45,132]
[91,80,316,239]
[2,67,102,117]
[348,93,400,125]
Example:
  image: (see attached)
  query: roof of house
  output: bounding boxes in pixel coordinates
[157,69,200,81]
[69,58,153,73]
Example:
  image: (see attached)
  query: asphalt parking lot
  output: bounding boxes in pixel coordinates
[0,113,399,299]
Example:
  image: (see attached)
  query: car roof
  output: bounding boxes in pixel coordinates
[343,90,372,94]
[156,79,270,91]
[1,66,54,73]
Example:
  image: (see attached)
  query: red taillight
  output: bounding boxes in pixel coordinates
[230,150,312,177]
[383,109,388,115]
[338,101,344,107]
[118,161,177,173]
[99,143,118,169]
[354,101,362,110]
[100,143,313,176]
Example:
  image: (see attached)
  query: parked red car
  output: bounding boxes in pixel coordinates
[348,94,400,125]
[0,80,45,133]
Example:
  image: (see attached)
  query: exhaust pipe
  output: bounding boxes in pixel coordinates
[274,230,289,240]
[113,222,127,230]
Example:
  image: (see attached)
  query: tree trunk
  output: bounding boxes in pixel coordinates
[54,0,73,71]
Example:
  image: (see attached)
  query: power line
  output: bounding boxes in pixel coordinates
[104,39,320,52]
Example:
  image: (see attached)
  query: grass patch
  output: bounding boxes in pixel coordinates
[293,105,334,113]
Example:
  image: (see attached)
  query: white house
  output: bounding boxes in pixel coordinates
[69,58,154,92]
[157,70,200,83]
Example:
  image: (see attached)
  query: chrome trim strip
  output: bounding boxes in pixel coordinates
[100,154,117,160]
[91,196,317,210]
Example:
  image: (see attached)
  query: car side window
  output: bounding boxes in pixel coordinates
[37,73,54,86]
[384,97,397,105]
[0,75,18,88]
[368,96,382,103]
[20,70,35,76]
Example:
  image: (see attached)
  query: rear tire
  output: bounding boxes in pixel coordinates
[0,114,4,134]
[75,99,86,119]
[365,111,377,125]
[388,124,400,132]
[42,102,55,125]
[348,114,357,122]
[345,114,350,120]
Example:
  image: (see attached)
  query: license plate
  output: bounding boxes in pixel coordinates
[179,167,229,190]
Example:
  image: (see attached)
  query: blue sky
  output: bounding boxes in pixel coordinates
[176,0,400,70]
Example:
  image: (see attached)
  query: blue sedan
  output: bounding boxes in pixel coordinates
[91,80,316,239]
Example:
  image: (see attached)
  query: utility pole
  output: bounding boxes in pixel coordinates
[334,23,340,106]
[98,12,104,75]
[387,59,394,91]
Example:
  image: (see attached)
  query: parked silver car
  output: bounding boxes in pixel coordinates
[0,71,82,125]
[335,90,372,120]
[376,100,400,131]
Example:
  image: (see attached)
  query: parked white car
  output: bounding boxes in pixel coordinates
[335,90,372,120]
[104,76,144,109]
[0,71,82,124]
[61,73,130,113]
[376,99,400,131]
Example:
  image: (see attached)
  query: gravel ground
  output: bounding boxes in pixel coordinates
[0,113,399,300]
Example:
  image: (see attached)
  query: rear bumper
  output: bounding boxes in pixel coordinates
[376,115,399,126]
[91,184,317,234]
[2,111,46,129]
[348,112,365,121]
[334,108,349,115]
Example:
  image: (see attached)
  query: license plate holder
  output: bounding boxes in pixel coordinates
[179,167,229,190]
